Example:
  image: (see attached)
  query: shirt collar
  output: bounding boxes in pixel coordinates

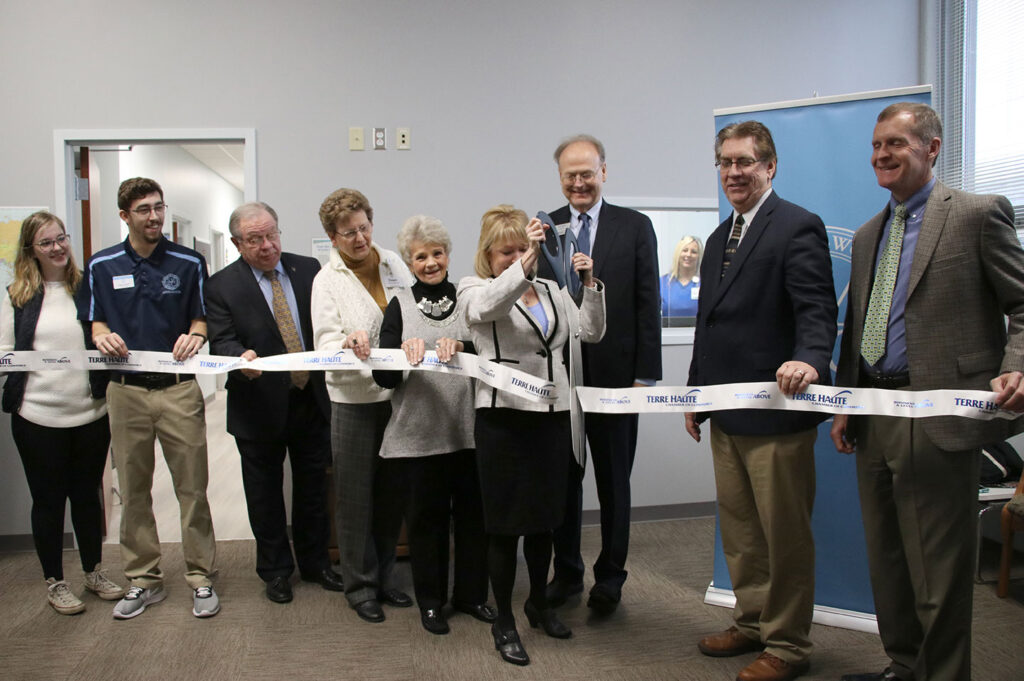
[248,260,284,282]
[569,198,603,224]
[123,235,168,264]
[733,187,773,227]
[890,176,935,218]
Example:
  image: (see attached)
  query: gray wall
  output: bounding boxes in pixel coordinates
[0,0,922,538]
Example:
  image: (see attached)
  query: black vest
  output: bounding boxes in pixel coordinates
[2,283,109,413]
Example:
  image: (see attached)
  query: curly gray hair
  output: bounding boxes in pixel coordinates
[397,215,452,264]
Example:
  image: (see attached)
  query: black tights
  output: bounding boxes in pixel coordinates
[487,531,552,629]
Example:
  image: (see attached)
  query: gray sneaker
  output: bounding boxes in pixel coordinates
[192,586,220,618]
[46,578,85,615]
[84,567,126,601]
[112,585,166,619]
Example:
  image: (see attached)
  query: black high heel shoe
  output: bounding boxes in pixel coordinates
[491,623,530,666]
[524,600,572,639]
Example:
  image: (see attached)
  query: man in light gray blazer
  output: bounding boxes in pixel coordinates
[832,102,1024,681]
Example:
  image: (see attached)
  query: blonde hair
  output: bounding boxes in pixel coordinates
[9,211,81,308]
[669,235,703,282]
[474,205,530,278]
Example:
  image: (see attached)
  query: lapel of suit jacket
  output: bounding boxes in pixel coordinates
[590,202,619,281]
[707,192,778,313]
[514,280,558,344]
[849,209,887,337]
[907,181,952,300]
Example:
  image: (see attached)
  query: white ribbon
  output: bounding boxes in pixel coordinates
[3,350,1017,420]
[576,382,1019,421]
[0,349,557,405]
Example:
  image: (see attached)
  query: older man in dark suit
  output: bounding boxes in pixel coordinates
[686,121,837,681]
[832,102,1024,681]
[206,201,343,603]
[541,134,662,616]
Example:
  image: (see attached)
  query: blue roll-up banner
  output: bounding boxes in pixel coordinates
[706,86,932,631]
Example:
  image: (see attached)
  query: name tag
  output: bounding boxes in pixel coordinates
[113,274,135,290]
[380,265,404,289]
[690,286,700,300]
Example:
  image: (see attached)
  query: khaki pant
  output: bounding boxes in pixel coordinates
[710,422,816,665]
[108,380,216,589]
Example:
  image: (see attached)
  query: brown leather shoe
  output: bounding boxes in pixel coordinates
[697,626,764,657]
[737,652,809,681]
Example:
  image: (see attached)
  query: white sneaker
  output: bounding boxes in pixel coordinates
[84,567,126,601]
[112,585,166,619]
[192,586,220,618]
[46,578,85,615]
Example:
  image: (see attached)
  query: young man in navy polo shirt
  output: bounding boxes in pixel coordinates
[81,177,219,619]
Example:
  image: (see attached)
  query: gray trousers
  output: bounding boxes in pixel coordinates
[856,415,980,681]
[330,401,404,605]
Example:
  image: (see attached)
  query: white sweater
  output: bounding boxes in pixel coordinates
[0,282,107,427]
[311,244,413,404]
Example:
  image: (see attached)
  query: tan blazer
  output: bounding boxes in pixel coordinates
[837,181,1024,450]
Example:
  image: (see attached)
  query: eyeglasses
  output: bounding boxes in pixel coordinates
[561,170,598,184]
[335,224,371,240]
[715,157,762,171]
[129,202,167,216]
[240,230,281,247]
[33,234,70,251]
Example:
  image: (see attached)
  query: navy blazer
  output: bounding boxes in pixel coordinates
[688,192,837,436]
[540,202,662,388]
[206,252,330,441]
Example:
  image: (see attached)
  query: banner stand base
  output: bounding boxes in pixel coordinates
[703,584,879,634]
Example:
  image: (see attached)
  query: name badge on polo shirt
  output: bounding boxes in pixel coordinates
[691,286,700,300]
[112,274,135,290]
[380,265,403,289]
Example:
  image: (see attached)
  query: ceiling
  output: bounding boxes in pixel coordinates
[181,143,245,191]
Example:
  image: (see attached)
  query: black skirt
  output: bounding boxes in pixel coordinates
[474,407,571,535]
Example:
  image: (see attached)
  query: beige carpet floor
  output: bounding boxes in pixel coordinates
[1,518,1023,681]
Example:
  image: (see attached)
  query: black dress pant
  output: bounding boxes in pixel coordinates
[399,449,488,610]
[235,385,331,581]
[11,413,111,580]
[552,412,638,590]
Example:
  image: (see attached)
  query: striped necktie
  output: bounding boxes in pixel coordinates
[721,214,744,278]
[266,269,309,389]
[860,203,908,366]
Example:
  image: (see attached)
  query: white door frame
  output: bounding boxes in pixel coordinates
[52,128,257,252]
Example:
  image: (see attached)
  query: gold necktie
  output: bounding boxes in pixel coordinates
[266,269,309,389]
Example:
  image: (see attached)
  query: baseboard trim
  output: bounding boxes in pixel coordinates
[703,584,879,634]
[581,501,716,526]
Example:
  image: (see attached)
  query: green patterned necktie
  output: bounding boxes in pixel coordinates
[266,270,309,389]
[860,203,908,366]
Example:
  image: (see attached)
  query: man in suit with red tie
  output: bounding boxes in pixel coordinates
[541,134,662,615]
[832,102,1024,681]
[686,121,837,681]
[206,202,343,604]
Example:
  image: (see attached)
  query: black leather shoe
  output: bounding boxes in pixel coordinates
[524,600,572,638]
[452,600,498,623]
[491,623,529,666]
[545,579,583,607]
[300,568,344,592]
[353,599,385,623]
[378,588,413,607]
[586,582,621,615]
[840,670,907,681]
[265,576,293,603]
[420,608,450,635]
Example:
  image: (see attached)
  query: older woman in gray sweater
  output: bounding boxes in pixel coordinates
[373,215,495,636]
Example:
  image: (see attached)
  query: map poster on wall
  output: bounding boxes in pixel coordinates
[0,207,49,290]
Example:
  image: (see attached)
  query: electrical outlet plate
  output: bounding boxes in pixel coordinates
[373,127,386,150]
[396,127,411,150]
[348,127,365,151]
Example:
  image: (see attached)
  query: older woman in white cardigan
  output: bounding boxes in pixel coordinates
[458,205,605,666]
[311,188,413,624]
